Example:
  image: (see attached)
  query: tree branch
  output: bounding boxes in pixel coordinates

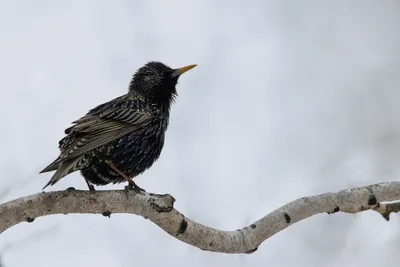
[1,182,400,254]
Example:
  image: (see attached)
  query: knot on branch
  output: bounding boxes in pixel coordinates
[147,193,175,213]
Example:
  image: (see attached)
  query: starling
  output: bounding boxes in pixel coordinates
[40,61,196,192]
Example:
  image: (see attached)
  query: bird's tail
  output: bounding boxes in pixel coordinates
[42,157,81,190]
[40,157,62,174]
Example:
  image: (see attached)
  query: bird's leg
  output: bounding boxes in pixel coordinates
[105,160,145,194]
[84,178,96,192]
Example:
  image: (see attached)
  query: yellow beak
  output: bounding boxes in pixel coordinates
[171,64,197,77]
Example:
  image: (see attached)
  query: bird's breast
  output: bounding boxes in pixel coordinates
[109,116,169,175]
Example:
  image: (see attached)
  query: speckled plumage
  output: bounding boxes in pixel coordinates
[40,61,196,190]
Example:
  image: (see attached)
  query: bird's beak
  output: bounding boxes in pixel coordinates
[171,64,197,77]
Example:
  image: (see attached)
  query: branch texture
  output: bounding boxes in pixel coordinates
[1,182,400,254]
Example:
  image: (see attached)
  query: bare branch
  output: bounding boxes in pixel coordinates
[0,182,399,254]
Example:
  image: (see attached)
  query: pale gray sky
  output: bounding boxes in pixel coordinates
[1,1,400,266]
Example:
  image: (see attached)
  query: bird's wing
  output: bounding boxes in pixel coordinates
[58,97,155,161]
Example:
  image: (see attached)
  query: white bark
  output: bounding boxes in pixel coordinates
[0,182,399,254]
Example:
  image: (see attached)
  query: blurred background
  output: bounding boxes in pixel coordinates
[1,1,400,266]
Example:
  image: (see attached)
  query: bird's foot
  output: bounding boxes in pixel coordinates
[84,178,96,192]
[88,184,96,192]
[105,160,145,197]
[124,182,145,198]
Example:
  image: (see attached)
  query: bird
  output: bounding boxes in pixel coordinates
[40,61,197,192]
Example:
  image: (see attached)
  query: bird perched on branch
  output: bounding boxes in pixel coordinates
[40,61,197,192]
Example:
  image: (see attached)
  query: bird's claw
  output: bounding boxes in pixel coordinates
[124,183,145,198]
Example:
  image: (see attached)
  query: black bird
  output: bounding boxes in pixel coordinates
[40,61,196,191]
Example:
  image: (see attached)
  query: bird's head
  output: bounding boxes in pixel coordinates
[129,61,196,105]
